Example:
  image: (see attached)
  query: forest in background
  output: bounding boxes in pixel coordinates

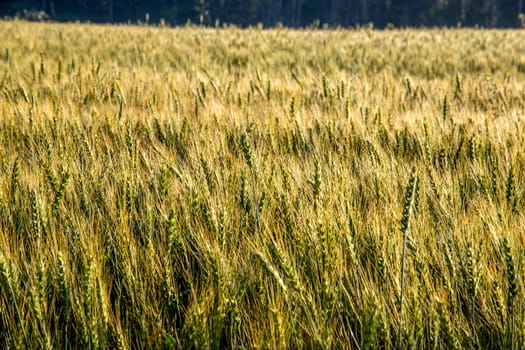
[0,0,524,28]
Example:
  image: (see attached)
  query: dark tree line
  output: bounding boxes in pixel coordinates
[1,0,524,28]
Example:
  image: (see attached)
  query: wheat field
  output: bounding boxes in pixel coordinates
[0,20,525,349]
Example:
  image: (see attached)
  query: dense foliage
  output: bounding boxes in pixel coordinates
[0,21,525,348]
[0,0,524,28]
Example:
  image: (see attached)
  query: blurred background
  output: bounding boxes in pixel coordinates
[0,0,523,28]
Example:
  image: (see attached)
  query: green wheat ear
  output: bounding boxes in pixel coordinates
[0,252,27,346]
[10,157,20,198]
[454,73,462,99]
[30,189,41,243]
[400,167,419,234]
[505,165,517,214]
[52,170,71,216]
[310,160,322,211]
[289,96,296,118]
[398,166,419,347]
[240,130,254,170]
[463,243,479,332]
[322,74,329,98]
[57,58,62,82]
[437,299,461,350]
[56,252,69,314]
[442,95,448,121]
[501,237,518,349]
